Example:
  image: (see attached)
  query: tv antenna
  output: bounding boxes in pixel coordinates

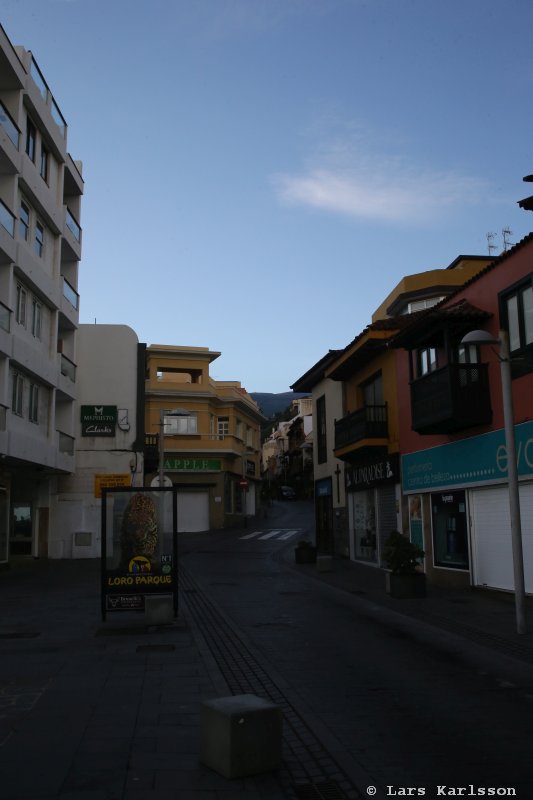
[486,231,497,255]
[502,227,513,251]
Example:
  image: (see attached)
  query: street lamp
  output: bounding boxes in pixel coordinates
[158,408,191,489]
[461,329,527,634]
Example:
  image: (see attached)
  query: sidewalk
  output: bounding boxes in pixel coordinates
[281,545,533,666]
[0,557,287,800]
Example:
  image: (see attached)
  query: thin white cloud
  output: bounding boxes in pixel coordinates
[272,158,489,225]
[192,0,339,40]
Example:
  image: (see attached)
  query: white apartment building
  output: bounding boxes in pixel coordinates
[0,26,83,564]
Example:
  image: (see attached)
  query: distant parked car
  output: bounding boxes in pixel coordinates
[279,486,296,500]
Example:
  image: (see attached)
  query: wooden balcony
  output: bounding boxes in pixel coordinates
[334,404,388,451]
[411,363,492,434]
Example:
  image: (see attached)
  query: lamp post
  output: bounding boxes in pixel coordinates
[461,329,527,634]
[158,408,191,489]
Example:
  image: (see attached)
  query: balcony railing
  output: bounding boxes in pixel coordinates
[30,57,66,138]
[60,354,76,382]
[58,431,75,455]
[62,277,79,310]
[66,208,81,242]
[0,200,15,237]
[411,363,492,434]
[0,301,10,333]
[334,404,388,451]
[0,101,19,148]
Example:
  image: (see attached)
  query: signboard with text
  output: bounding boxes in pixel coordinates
[101,487,178,620]
[164,457,221,472]
[401,419,533,493]
[345,453,400,492]
[81,405,117,437]
[94,474,131,499]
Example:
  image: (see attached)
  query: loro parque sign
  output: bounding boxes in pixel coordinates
[100,486,178,619]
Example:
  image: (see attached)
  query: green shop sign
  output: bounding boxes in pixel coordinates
[402,419,533,493]
[81,405,117,437]
[164,458,222,472]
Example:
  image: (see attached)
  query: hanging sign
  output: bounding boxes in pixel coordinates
[81,405,117,436]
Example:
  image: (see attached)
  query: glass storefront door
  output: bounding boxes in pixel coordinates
[0,489,8,563]
[352,489,378,563]
[431,490,469,570]
[10,503,33,556]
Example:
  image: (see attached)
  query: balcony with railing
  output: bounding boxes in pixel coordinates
[62,277,79,310]
[334,404,388,453]
[0,100,19,148]
[60,354,76,382]
[66,208,81,242]
[410,363,492,434]
[0,200,14,237]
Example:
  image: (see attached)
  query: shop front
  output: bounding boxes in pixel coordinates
[346,453,400,565]
[402,420,533,593]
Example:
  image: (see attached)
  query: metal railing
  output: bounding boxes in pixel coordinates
[335,404,388,450]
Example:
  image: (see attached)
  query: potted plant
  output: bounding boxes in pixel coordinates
[382,531,426,599]
[294,539,317,564]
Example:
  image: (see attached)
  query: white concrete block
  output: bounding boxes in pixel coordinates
[316,555,334,572]
[200,693,283,779]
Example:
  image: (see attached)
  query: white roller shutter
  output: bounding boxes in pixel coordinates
[177,492,209,533]
[470,484,533,594]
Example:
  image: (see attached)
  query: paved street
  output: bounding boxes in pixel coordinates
[181,500,533,799]
[0,500,532,799]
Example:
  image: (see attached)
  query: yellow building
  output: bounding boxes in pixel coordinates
[317,255,493,563]
[144,344,264,530]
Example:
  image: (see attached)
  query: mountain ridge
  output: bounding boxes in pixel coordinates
[250,391,309,418]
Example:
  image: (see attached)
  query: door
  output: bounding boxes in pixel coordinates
[0,488,8,563]
[316,478,333,554]
[177,492,209,532]
[11,503,33,556]
[470,484,533,593]
[431,491,469,570]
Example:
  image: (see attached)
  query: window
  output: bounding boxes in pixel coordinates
[40,143,49,182]
[403,296,445,315]
[12,373,23,416]
[217,416,229,438]
[417,347,438,376]
[500,277,533,377]
[316,395,327,464]
[362,372,384,407]
[29,384,39,423]
[163,413,197,434]
[35,221,44,257]
[504,282,533,352]
[19,201,30,241]
[456,343,479,364]
[16,284,27,326]
[32,299,42,339]
[26,118,36,161]
[236,419,243,440]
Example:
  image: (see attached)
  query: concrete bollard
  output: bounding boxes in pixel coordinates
[200,694,283,779]
[316,555,334,573]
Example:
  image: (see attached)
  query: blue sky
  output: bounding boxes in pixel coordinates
[3,0,532,392]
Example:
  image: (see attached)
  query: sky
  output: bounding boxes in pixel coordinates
[2,0,532,393]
